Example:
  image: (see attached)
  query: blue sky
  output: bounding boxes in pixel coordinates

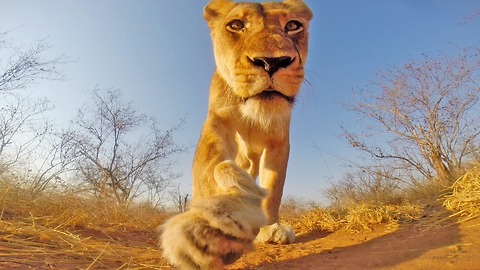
[1,1,479,203]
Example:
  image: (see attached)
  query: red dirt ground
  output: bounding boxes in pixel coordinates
[1,216,479,269]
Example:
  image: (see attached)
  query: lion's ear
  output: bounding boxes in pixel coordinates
[204,0,235,24]
[283,0,313,21]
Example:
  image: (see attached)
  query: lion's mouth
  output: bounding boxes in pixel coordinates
[249,90,295,103]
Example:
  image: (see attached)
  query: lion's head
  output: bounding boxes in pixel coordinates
[204,0,313,129]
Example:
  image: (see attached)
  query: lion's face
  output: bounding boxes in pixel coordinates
[204,0,313,128]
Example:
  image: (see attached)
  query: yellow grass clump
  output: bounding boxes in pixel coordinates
[290,203,423,235]
[289,207,343,234]
[343,203,422,231]
[0,180,170,269]
[443,163,480,223]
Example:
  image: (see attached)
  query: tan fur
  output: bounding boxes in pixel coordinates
[160,0,312,269]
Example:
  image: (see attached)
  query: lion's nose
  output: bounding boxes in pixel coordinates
[250,56,294,77]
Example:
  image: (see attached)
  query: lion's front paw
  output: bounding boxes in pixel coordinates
[255,223,296,244]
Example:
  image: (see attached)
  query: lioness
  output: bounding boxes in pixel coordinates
[160,0,312,269]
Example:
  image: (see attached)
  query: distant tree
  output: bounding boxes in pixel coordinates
[343,49,480,185]
[23,131,77,193]
[68,88,185,203]
[0,31,66,179]
[168,184,190,213]
[0,94,52,171]
[0,31,65,93]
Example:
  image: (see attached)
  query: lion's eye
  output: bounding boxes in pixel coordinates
[227,20,245,31]
[285,20,303,33]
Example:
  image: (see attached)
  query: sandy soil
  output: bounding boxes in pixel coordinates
[1,217,479,269]
[232,218,480,270]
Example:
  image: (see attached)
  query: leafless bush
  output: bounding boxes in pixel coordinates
[324,165,405,210]
[67,88,185,204]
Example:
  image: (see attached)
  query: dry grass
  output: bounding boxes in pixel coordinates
[288,202,424,236]
[289,164,480,237]
[288,207,343,234]
[443,163,480,223]
[3,180,427,268]
[0,181,170,269]
[2,163,479,269]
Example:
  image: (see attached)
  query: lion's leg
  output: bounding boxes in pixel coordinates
[260,167,284,224]
[259,144,289,223]
[256,144,296,244]
[214,160,265,198]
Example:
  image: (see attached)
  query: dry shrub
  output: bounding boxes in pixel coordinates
[324,170,405,210]
[443,163,480,223]
[403,179,445,205]
[280,195,319,220]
